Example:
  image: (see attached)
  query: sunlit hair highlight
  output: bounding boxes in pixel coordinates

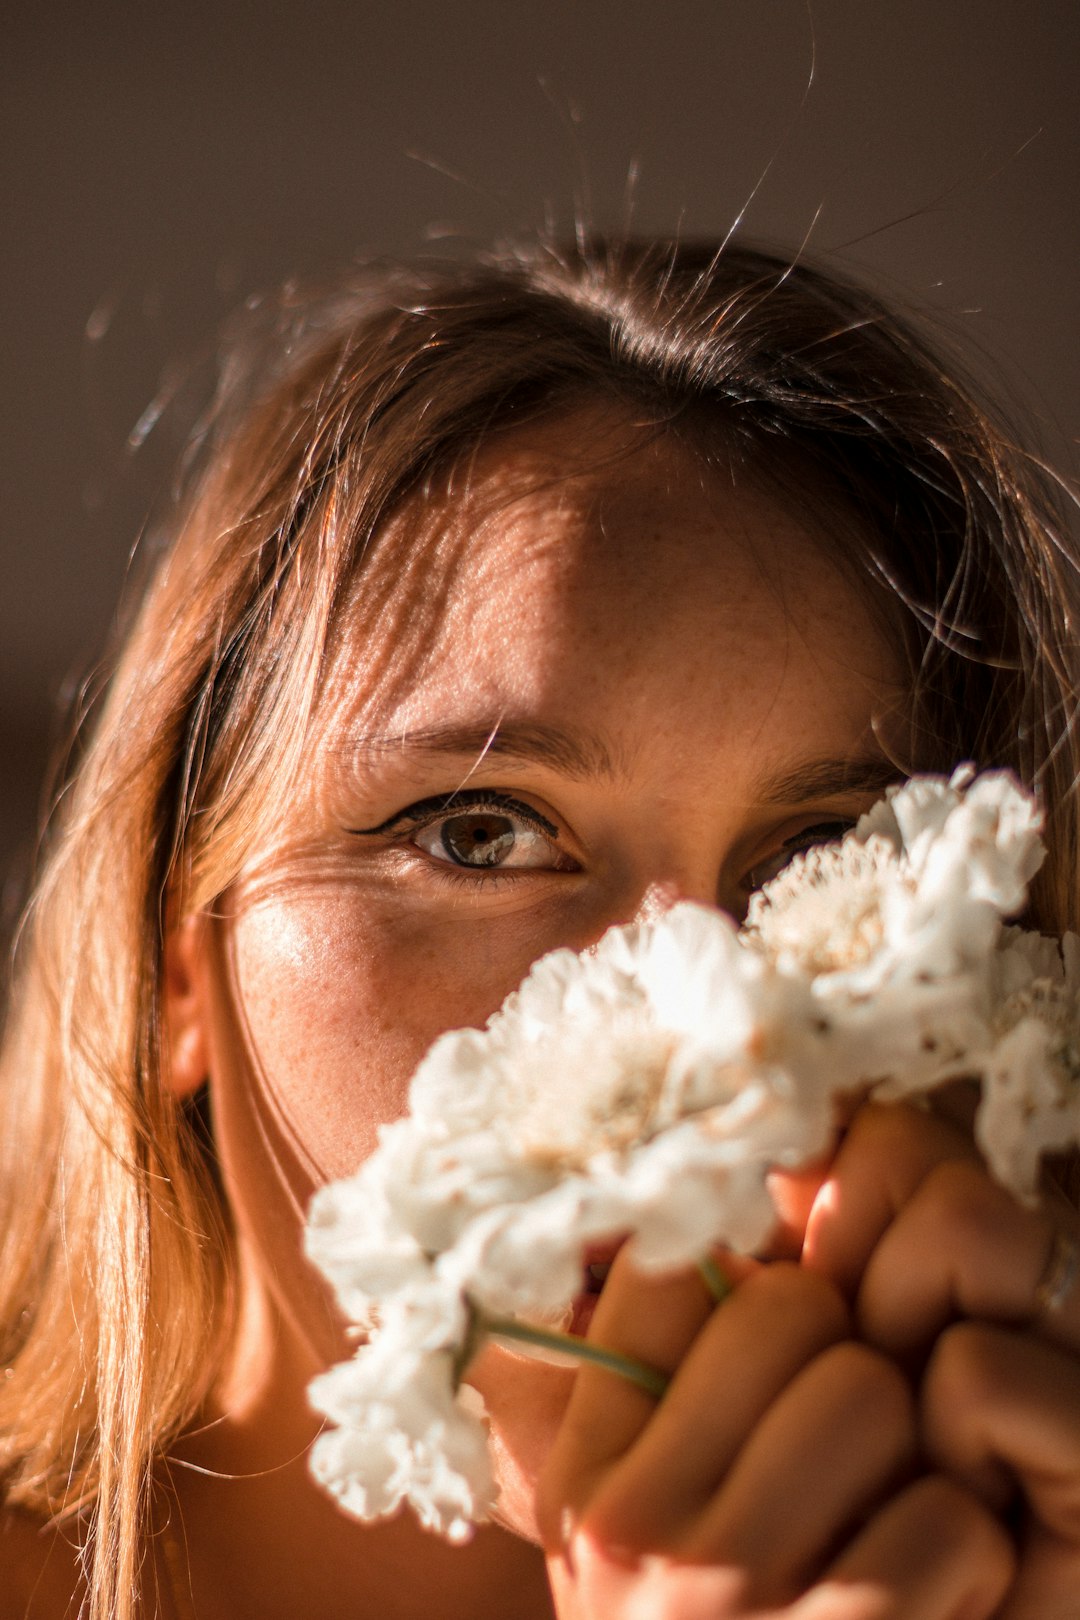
[0,236,1077,1619]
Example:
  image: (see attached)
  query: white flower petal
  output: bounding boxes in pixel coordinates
[303,770,1077,1541]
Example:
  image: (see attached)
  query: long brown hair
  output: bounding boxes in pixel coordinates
[1,237,1077,1618]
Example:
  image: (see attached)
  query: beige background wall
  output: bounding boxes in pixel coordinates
[4,0,1078,927]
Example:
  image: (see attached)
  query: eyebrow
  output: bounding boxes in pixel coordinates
[755,755,903,805]
[349,720,621,781]
[350,721,902,805]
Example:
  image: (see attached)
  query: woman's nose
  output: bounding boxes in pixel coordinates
[620,867,741,930]
[627,880,686,925]
[565,848,744,957]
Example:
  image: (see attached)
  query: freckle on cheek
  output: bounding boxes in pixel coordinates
[229,911,441,1184]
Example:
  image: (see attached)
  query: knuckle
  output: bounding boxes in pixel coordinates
[921,1324,1065,1481]
[918,1159,998,1235]
[841,1101,978,1194]
[904,1474,1016,1581]
[815,1339,916,1433]
[923,1318,1004,1406]
[845,1100,923,1152]
[744,1260,850,1339]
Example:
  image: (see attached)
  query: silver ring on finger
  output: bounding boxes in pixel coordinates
[1034,1226,1080,1316]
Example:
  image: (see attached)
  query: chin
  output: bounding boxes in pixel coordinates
[466,1341,580,1544]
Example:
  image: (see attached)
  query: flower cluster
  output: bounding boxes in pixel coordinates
[304,768,1078,1540]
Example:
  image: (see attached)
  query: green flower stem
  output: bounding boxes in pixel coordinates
[483,1315,670,1400]
[464,1258,731,1400]
[697,1255,733,1304]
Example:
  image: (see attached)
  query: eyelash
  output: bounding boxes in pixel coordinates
[742,820,855,892]
[352,796,855,894]
[349,790,573,882]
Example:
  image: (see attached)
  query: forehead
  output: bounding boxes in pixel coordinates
[321,404,902,748]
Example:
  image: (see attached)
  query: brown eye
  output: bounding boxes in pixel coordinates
[413,806,571,872]
[437,813,517,868]
[744,820,854,892]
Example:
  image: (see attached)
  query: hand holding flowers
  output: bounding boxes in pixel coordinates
[803,1104,1080,1618]
[303,768,1080,1617]
[539,1225,1015,1620]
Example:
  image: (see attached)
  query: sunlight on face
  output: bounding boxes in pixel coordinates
[189,403,906,1531]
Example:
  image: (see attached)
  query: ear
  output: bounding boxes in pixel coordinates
[163,912,211,1100]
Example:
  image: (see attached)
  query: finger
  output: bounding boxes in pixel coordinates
[802,1103,979,1297]
[923,1320,1080,1537]
[582,1265,850,1549]
[765,1155,836,1259]
[856,1162,1080,1359]
[817,1475,1015,1620]
[546,1537,749,1620]
[677,1342,916,1606]
[536,1248,720,1542]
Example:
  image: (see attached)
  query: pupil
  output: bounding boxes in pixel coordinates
[443,814,516,867]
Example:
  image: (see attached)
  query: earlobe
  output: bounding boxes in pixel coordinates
[163,912,211,1099]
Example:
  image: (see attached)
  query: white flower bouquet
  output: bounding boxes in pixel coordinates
[303,769,1080,1541]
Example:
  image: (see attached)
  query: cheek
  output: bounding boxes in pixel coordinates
[205,893,584,1483]
[202,894,451,1367]
[217,889,531,1185]
[221,896,435,1183]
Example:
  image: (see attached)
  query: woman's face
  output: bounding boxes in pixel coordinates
[181,403,906,1533]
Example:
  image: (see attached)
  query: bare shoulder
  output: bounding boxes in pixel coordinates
[0,1508,83,1620]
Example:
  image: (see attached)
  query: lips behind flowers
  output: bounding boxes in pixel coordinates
[568,1240,624,1336]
